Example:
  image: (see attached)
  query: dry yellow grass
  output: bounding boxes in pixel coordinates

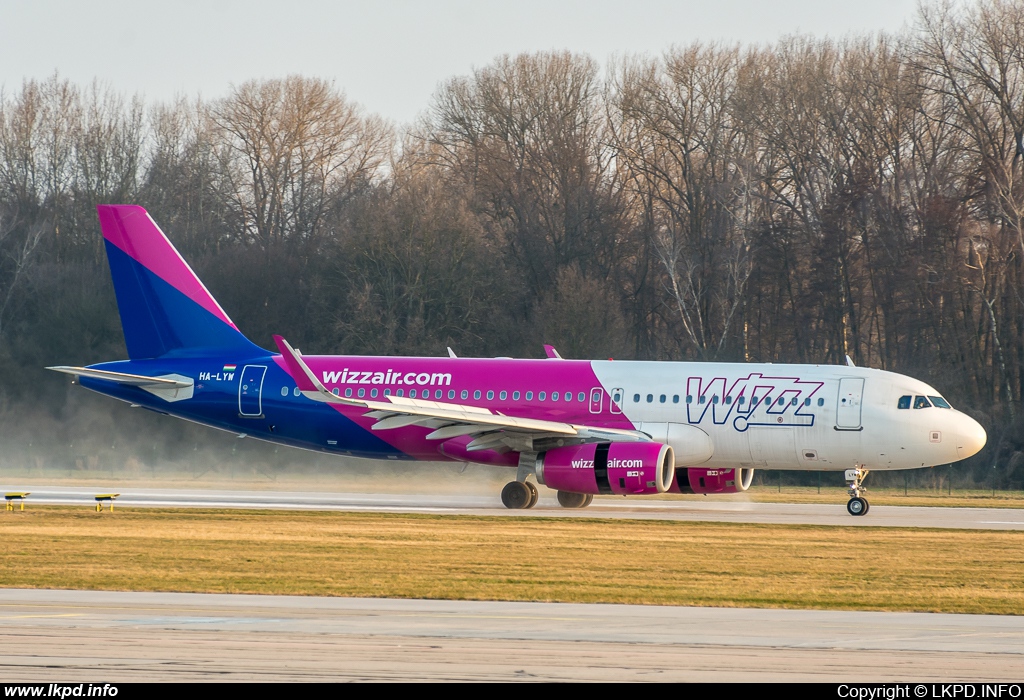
[1,507,1022,614]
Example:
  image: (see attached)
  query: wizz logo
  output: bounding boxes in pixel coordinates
[685,374,823,432]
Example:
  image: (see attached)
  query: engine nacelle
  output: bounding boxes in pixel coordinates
[671,467,755,494]
[537,442,675,496]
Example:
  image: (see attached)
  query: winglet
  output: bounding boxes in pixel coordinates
[273,335,361,406]
[543,344,563,359]
[845,354,855,367]
[447,347,457,358]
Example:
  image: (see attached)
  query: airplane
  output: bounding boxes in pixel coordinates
[48,205,988,516]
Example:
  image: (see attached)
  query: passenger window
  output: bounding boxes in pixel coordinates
[739,396,746,405]
[409,389,417,398]
[526,391,534,400]
[647,394,653,403]
[384,389,391,396]
[698,396,706,404]
[461,390,468,400]
[725,396,732,405]
[294,387,301,397]
[712,396,719,404]
[660,394,666,403]
[500,391,507,400]
[539,392,547,400]
[929,396,952,409]
[673,395,679,404]
[512,391,520,400]
[370,389,378,398]
[578,392,585,402]
[487,390,494,400]
[817,398,824,406]
[345,388,353,398]
[763,395,771,405]
[332,388,340,396]
[474,390,481,400]
[551,392,559,401]
[280,387,288,397]
[897,396,911,410]
[397,389,404,397]
[358,388,366,398]
[686,395,693,404]
[790,397,796,406]
[448,390,455,399]
[914,396,932,409]
[435,390,442,399]
[633,393,640,403]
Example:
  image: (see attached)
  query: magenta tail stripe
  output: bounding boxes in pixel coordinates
[98,205,238,328]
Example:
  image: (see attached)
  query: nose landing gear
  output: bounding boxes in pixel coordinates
[845,467,870,516]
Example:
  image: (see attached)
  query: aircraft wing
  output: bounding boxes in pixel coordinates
[273,336,647,451]
[46,366,193,389]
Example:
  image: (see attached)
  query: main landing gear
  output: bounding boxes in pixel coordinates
[501,452,593,510]
[845,467,870,516]
[556,491,593,509]
[501,480,538,509]
[500,482,594,509]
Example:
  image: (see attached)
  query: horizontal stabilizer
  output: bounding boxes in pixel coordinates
[46,366,193,389]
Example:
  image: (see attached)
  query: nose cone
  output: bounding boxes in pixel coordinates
[955,413,987,460]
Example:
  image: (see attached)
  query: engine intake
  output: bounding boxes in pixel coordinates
[671,467,755,494]
[537,442,675,496]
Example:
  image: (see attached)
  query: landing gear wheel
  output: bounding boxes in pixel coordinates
[557,491,590,509]
[525,481,539,509]
[501,481,532,509]
[844,467,870,516]
[847,497,869,516]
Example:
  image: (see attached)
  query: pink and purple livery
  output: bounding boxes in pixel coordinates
[49,206,988,515]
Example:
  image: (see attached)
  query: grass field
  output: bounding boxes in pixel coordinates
[2,507,1022,615]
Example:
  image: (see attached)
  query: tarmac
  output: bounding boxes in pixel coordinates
[2,589,1022,682]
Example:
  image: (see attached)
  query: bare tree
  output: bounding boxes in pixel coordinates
[610,45,754,360]
[209,76,391,255]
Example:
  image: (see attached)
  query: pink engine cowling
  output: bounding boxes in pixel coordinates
[537,442,675,496]
[670,467,755,494]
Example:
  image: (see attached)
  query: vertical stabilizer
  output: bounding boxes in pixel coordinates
[98,205,263,359]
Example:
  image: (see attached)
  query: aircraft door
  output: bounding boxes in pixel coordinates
[609,387,624,415]
[239,365,267,417]
[590,387,604,414]
[836,377,865,430]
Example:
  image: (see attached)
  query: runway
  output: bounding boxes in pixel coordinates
[9,485,1024,529]
[1,589,1021,681]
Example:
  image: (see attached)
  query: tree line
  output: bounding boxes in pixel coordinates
[2,0,1024,488]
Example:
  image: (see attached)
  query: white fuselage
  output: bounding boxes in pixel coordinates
[590,361,986,471]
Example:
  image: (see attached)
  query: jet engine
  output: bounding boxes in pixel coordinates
[536,442,675,496]
[671,467,755,494]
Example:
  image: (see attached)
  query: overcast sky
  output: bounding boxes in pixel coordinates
[2,0,920,125]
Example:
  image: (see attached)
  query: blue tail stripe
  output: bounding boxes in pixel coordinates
[106,241,263,358]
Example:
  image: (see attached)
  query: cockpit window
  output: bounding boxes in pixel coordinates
[897,395,911,410]
[913,395,932,409]
[929,396,952,409]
